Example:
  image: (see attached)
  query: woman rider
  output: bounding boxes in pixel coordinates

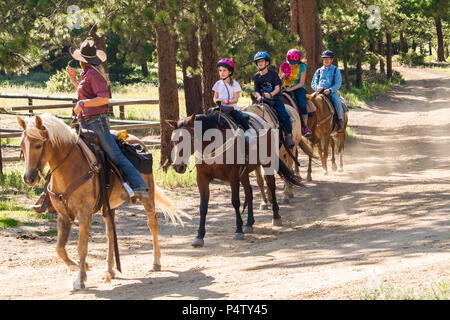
[67,39,149,201]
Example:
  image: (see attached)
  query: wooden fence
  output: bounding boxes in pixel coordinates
[0,93,162,172]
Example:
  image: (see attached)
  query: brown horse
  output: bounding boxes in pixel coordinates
[166,112,303,247]
[242,100,315,206]
[17,113,184,291]
[303,92,348,181]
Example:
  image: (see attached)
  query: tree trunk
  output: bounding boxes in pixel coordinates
[429,41,433,56]
[290,0,323,92]
[369,30,376,71]
[356,43,362,88]
[378,30,385,74]
[182,25,203,116]
[199,0,220,113]
[399,30,408,53]
[141,61,149,77]
[154,3,180,169]
[343,57,350,90]
[263,0,281,31]
[434,17,445,62]
[386,31,392,79]
[90,25,112,116]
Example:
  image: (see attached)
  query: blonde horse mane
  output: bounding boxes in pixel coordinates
[25,113,77,147]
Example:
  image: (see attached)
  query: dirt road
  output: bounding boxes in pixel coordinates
[0,67,449,299]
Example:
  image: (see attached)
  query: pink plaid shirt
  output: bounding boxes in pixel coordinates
[77,66,110,117]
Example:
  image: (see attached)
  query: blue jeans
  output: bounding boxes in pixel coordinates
[270,98,292,135]
[330,92,344,119]
[80,114,148,190]
[293,88,307,120]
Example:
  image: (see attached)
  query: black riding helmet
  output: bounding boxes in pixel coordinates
[321,50,334,58]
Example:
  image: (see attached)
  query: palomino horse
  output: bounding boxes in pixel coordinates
[243,98,316,207]
[305,92,348,181]
[18,114,184,290]
[166,112,303,247]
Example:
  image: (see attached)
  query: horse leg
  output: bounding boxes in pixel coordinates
[322,135,330,175]
[255,166,269,210]
[142,175,161,271]
[192,174,210,247]
[73,213,92,290]
[265,174,281,226]
[307,155,313,182]
[102,208,116,281]
[281,156,294,204]
[240,171,254,234]
[55,214,78,272]
[338,132,345,172]
[231,176,244,240]
[330,137,338,172]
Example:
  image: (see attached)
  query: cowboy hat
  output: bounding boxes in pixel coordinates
[69,39,107,65]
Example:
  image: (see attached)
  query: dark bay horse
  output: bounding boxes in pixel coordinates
[166,112,304,247]
[18,114,184,290]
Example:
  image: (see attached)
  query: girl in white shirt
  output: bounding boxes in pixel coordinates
[213,58,250,130]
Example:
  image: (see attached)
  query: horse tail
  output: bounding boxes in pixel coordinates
[276,156,305,187]
[154,184,191,225]
[298,136,318,159]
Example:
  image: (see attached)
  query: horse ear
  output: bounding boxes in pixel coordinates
[186,114,196,126]
[35,116,45,130]
[165,120,178,129]
[250,93,257,103]
[17,116,26,130]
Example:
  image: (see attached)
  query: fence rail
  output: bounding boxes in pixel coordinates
[0,93,161,172]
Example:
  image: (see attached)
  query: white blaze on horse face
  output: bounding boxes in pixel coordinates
[202,128,224,165]
[259,129,279,175]
[171,129,192,165]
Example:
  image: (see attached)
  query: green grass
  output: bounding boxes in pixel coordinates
[0,164,44,197]
[359,279,450,300]
[150,148,197,189]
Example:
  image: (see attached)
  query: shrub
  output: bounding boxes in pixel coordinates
[45,69,75,93]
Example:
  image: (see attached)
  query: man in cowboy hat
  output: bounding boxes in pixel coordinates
[311,50,345,133]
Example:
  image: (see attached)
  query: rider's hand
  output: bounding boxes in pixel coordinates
[264,92,272,99]
[74,101,83,115]
[284,87,292,92]
[323,89,331,95]
[67,67,76,80]
[257,95,264,102]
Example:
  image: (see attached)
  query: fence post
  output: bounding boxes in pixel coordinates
[28,98,33,114]
[119,105,125,120]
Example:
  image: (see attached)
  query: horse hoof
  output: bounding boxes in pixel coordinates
[332,165,338,172]
[152,264,161,272]
[282,198,290,205]
[243,226,254,234]
[233,233,245,240]
[191,238,204,247]
[103,270,115,283]
[323,170,329,175]
[272,218,282,227]
[307,176,312,182]
[288,193,294,199]
[72,274,86,291]
[260,204,269,210]
[338,167,344,173]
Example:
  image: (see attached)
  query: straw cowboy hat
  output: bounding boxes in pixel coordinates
[69,39,107,65]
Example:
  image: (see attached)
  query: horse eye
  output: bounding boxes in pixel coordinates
[35,144,43,149]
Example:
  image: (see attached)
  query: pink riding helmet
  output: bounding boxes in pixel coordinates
[216,58,235,75]
[286,49,301,64]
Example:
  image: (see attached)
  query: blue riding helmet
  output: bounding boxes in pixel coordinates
[321,50,334,58]
[254,51,271,64]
